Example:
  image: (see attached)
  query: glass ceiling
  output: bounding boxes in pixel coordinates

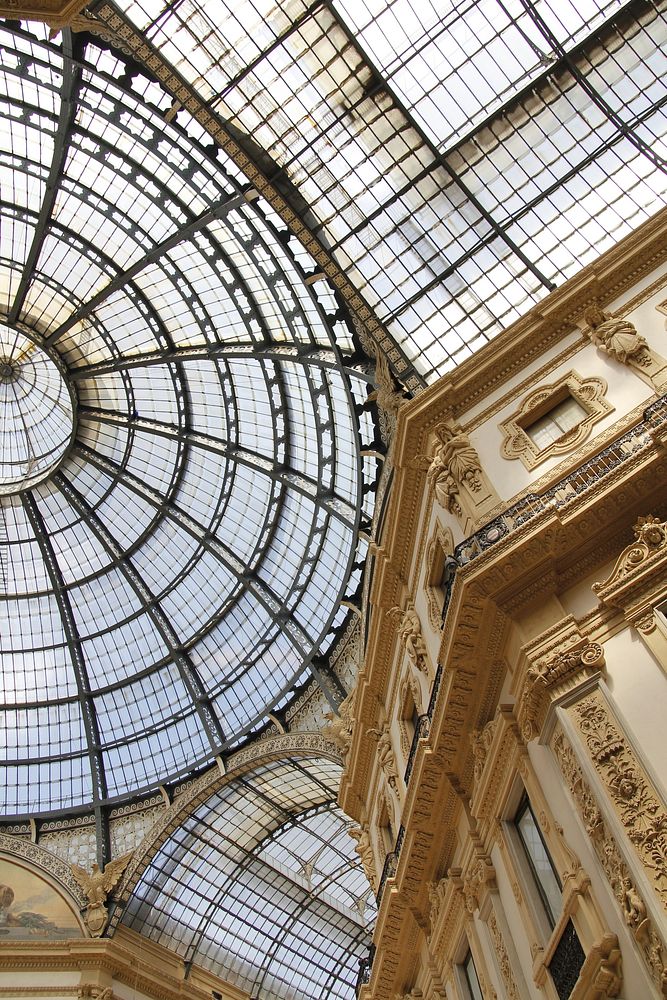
[0,22,376,815]
[122,757,375,1000]
[111,0,667,383]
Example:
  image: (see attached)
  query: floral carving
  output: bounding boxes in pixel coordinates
[593,515,667,602]
[553,729,667,995]
[488,910,520,1000]
[573,693,667,903]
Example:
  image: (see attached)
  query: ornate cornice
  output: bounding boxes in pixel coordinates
[593,515,667,627]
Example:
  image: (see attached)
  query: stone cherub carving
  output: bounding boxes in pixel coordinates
[427,422,482,513]
[322,687,356,760]
[584,305,650,365]
[71,852,133,937]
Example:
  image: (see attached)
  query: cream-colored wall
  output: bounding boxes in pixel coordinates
[603,627,667,790]
[471,342,655,502]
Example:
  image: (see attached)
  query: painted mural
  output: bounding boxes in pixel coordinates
[0,856,82,939]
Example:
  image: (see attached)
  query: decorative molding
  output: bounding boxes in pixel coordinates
[593,517,667,638]
[569,691,667,910]
[499,371,612,470]
[553,728,667,996]
[0,834,87,910]
[487,909,520,1000]
[517,639,605,742]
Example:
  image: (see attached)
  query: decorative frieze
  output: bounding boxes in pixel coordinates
[553,728,667,996]
[569,691,667,910]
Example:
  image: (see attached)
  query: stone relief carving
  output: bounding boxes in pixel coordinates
[368,721,400,793]
[462,856,496,913]
[584,306,651,366]
[70,851,133,937]
[349,825,377,891]
[321,685,356,760]
[553,729,667,995]
[593,515,667,599]
[470,717,498,785]
[427,422,482,514]
[427,876,449,929]
[488,909,520,1000]
[387,604,429,676]
[518,640,605,741]
[572,691,667,906]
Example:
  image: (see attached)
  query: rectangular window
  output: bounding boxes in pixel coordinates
[515,794,562,927]
[463,950,484,1000]
[524,394,587,450]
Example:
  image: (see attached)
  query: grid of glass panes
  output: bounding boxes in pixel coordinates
[116,0,667,384]
[123,758,375,1000]
[0,24,374,814]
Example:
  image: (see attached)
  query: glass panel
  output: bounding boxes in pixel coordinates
[526,396,587,449]
[464,950,484,1000]
[516,796,562,926]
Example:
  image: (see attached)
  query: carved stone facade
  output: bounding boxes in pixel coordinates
[341,226,667,1000]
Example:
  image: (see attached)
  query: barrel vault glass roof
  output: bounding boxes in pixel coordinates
[113,0,667,384]
[122,758,376,1000]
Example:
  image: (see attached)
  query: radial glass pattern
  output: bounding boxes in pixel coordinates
[0,24,372,815]
[0,326,75,494]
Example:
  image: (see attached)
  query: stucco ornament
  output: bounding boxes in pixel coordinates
[71,852,133,936]
[321,686,356,760]
[428,422,482,510]
[584,306,650,365]
[349,825,377,891]
[387,604,428,674]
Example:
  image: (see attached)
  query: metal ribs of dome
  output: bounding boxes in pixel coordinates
[0,22,378,817]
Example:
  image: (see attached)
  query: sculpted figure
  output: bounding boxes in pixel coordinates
[428,422,482,507]
[368,349,405,416]
[368,721,398,790]
[388,604,427,673]
[349,825,376,889]
[322,687,356,760]
[584,306,649,364]
[71,852,133,937]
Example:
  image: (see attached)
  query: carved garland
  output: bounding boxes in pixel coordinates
[487,910,520,1000]
[553,729,667,996]
[570,691,667,910]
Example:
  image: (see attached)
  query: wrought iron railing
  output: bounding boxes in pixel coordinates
[355,944,375,996]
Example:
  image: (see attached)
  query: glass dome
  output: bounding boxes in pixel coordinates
[0,325,76,494]
[0,23,374,815]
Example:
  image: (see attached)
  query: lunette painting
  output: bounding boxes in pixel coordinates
[0,856,82,938]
